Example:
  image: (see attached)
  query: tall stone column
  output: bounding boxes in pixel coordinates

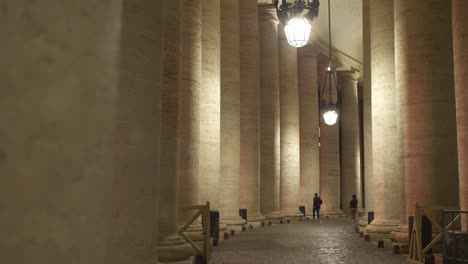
[453,0,468,229]
[258,5,284,221]
[239,0,265,226]
[0,1,162,263]
[199,0,221,212]
[395,0,459,241]
[220,0,246,232]
[318,61,343,217]
[158,0,193,262]
[178,0,202,223]
[339,71,362,215]
[278,24,302,219]
[298,47,320,216]
[365,0,401,240]
[359,0,374,232]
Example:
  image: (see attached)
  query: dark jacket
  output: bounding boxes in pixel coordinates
[313,197,323,209]
[349,198,358,209]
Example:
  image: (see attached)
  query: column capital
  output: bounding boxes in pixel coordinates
[338,70,360,82]
[258,5,279,24]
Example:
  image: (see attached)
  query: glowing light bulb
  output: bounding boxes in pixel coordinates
[323,110,338,125]
[284,16,312,48]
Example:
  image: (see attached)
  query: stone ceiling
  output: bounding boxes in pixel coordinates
[258,0,363,70]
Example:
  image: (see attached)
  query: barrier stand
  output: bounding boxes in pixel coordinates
[408,203,458,264]
[178,201,212,264]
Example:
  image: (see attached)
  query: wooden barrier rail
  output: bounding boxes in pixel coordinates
[178,201,212,264]
[408,203,460,263]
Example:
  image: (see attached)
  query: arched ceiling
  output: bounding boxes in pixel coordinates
[258,0,363,70]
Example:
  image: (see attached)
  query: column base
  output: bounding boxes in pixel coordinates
[320,209,345,219]
[390,225,409,243]
[281,208,304,221]
[358,215,369,234]
[264,211,284,220]
[365,220,399,241]
[222,216,247,234]
[247,213,266,228]
[158,235,194,263]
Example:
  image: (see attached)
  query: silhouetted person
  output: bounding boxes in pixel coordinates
[313,193,323,219]
[349,194,358,222]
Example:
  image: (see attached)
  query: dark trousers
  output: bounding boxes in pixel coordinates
[313,207,320,219]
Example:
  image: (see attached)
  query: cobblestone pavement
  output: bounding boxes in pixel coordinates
[211,219,407,264]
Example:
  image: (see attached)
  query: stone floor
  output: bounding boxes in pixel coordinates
[211,219,407,264]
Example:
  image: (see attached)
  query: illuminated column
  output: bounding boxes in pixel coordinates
[339,70,362,215]
[359,0,374,232]
[278,24,303,219]
[395,0,459,242]
[239,0,265,226]
[0,1,163,263]
[158,0,193,262]
[258,5,284,221]
[453,0,468,229]
[178,0,202,223]
[365,0,401,240]
[298,47,320,216]
[319,61,343,217]
[220,0,246,232]
[199,0,221,212]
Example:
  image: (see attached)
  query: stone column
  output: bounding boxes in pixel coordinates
[359,0,374,232]
[158,0,193,262]
[365,0,401,240]
[278,24,303,219]
[220,0,246,232]
[0,1,162,263]
[298,47,320,216]
[199,0,221,212]
[453,0,468,230]
[239,0,265,226]
[258,5,284,221]
[178,0,202,223]
[395,0,459,241]
[318,61,343,217]
[339,71,362,215]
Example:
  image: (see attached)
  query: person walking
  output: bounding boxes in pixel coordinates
[313,193,323,220]
[349,194,358,222]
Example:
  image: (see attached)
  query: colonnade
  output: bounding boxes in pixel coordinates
[2,1,468,263]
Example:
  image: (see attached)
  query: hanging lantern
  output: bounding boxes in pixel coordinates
[275,0,320,48]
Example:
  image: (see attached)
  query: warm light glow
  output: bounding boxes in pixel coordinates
[284,16,312,48]
[323,110,338,125]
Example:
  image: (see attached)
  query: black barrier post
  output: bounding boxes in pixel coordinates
[299,206,306,217]
[368,211,374,225]
[210,210,220,247]
[408,215,414,244]
[421,215,432,255]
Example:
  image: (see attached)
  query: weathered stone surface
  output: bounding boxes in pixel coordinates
[339,71,362,215]
[278,24,302,218]
[0,1,163,263]
[258,5,283,221]
[239,0,265,224]
[453,0,468,228]
[159,0,193,262]
[395,0,459,241]
[298,47,320,216]
[366,0,400,238]
[199,0,221,210]
[178,0,202,225]
[220,0,246,231]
